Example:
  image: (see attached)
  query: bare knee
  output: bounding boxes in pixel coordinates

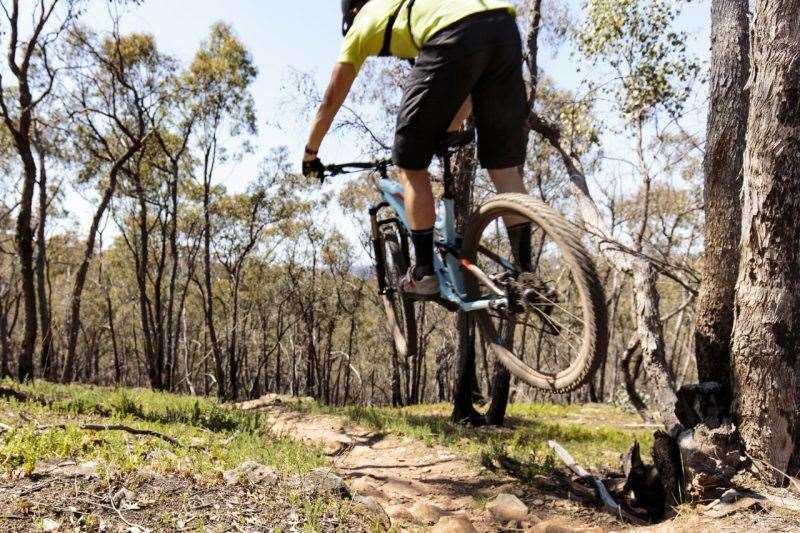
[488,167,527,195]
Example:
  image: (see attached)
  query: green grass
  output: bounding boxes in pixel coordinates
[0,379,326,478]
[294,401,653,479]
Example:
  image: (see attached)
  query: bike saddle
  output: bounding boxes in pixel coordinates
[438,129,475,153]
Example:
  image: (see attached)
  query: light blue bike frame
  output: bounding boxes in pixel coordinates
[376,177,509,312]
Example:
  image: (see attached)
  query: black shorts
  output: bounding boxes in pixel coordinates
[392,10,528,170]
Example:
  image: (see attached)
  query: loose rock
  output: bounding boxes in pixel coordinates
[487,493,529,522]
[387,504,413,522]
[112,488,135,506]
[304,467,350,497]
[409,500,443,525]
[42,518,60,532]
[350,475,383,497]
[354,495,390,527]
[223,461,279,486]
[431,515,478,533]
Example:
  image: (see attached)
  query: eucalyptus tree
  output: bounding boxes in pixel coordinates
[113,136,176,390]
[694,0,749,401]
[731,0,800,483]
[212,173,300,400]
[0,0,83,380]
[186,22,257,398]
[62,29,171,381]
[151,78,199,390]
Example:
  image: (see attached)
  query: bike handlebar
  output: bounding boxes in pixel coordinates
[321,159,394,183]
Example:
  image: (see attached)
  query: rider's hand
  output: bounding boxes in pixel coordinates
[302,156,325,182]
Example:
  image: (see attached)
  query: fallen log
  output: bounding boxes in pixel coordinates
[37,423,181,447]
[548,440,645,524]
[0,387,29,402]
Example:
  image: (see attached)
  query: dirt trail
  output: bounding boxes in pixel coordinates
[242,400,613,532]
[241,400,800,532]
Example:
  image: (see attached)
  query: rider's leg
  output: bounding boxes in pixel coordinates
[400,168,436,278]
[489,167,533,272]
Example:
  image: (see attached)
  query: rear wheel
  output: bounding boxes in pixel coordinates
[461,193,608,393]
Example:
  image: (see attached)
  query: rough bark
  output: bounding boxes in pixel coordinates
[485,361,511,425]
[15,144,37,382]
[694,0,750,397]
[0,291,20,377]
[485,321,515,425]
[632,260,681,436]
[621,337,651,420]
[731,0,800,482]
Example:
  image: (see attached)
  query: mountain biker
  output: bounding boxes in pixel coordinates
[303,0,532,297]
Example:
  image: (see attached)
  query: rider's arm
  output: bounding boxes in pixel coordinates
[304,62,357,160]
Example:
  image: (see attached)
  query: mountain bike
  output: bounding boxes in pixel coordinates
[321,131,608,392]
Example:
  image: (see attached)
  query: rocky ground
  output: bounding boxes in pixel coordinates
[2,383,799,532]
[241,396,800,532]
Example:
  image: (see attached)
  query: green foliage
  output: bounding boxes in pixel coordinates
[0,381,326,476]
[189,22,258,137]
[575,0,701,119]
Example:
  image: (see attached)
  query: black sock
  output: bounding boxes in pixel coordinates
[410,228,434,278]
[507,222,533,272]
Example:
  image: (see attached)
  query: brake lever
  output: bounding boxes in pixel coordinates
[320,165,340,185]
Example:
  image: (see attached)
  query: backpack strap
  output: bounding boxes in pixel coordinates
[379,0,405,57]
[406,0,419,51]
[379,0,418,57]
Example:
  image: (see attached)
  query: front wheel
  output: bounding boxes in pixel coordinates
[461,193,608,393]
[378,227,418,360]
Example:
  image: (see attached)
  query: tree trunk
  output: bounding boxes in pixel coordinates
[64,146,140,382]
[694,0,750,398]
[0,293,20,377]
[202,145,225,398]
[486,321,515,425]
[451,312,484,424]
[731,0,800,481]
[132,170,159,390]
[435,342,451,402]
[14,139,37,382]
[449,127,484,424]
[632,260,681,435]
[35,148,53,379]
[165,161,181,390]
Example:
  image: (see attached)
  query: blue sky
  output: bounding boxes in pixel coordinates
[74,0,712,239]
[86,1,349,192]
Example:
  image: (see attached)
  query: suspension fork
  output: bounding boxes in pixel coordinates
[369,202,390,294]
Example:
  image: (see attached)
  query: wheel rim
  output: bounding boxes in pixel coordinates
[463,200,599,389]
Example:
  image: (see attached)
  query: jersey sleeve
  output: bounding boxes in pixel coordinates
[337,30,369,73]
[336,12,383,73]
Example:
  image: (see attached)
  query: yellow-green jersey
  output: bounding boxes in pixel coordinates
[338,0,517,73]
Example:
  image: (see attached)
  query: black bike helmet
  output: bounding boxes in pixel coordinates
[342,0,368,36]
